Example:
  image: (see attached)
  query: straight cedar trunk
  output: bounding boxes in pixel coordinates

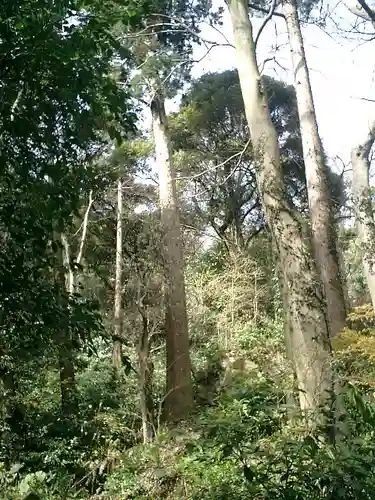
[59,233,77,416]
[227,0,335,416]
[282,0,346,337]
[112,177,123,376]
[351,120,375,309]
[151,91,194,421]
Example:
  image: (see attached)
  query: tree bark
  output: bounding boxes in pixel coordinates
[227,0,335,417]
[112,177,123,376]
[151,91,194,422]
[282,0,346,337]
[138,312,155,443]
[59,233,77,416]
[351,120,375,309]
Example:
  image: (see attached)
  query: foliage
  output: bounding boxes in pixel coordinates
[0,0,373,497]
[0,0,147,490]
[332,306,375,388]
[346,304,375,333]
[171,70,344,253]
[99,363,375,500]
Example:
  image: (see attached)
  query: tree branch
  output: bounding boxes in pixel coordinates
[254,0,278,48]
[249,2,285,19]
[353,118,375,158]
[356,0,375,23]
[10,83,24,122]
[76,190,94,265]
[177,139,251,181]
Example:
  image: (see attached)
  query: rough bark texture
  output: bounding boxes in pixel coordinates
[280,267,299,417]
[283,0,346,337]
[151,91,194,422]
[227,0,334,415]
[112,177,123,376]
[351,120,375,309]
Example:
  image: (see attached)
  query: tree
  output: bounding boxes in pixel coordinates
[225,0,335,423]
[171,70,310,254]
[0,0,144,420]
[112,176,124,376]
[150,93,194,420]
[351,120,375,309]
[282,0,347,336]
[127,2,221,421]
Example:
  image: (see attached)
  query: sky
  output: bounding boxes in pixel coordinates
[167,0,375,171]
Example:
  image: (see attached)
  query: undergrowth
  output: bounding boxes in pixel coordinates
[1,316,375,499]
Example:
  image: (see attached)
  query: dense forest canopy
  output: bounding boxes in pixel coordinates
[0,0,375,498]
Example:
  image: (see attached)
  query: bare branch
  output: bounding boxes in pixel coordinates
[356,0,375,23]
[248,2,285,19]
[204,20,234,46]
[176,139,251,181]
[350,95,375,103]
[10,83,24,122]
[76,190,94,265]
[254,0,278,49]
[149,14,234,47]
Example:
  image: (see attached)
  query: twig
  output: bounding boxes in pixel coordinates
[149,14,234,47]
[219,139,252,185]
[350,95,375,103]
[176,139,251,181]
[204,20,234,46]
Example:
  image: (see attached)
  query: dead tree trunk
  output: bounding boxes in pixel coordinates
[227,0,335,419]
[59,233,77,416]
[351,120,375,309]
[282,0,346,336]
[112,177,123,376]
[151,90,194,422]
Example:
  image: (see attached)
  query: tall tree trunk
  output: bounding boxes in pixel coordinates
[280,267,299,417]
[351,120,375,309]
[138,312,155,443]
[112,177,123,376]
[151,91,194,422]
[282,0,346,336]
[227,0,335,417]
[59,233,77,416]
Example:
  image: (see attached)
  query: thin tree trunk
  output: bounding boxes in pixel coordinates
[282,0,346,337]
[59,233,77,416]
[138,313,154,443]
[112,177,123,376]
[61,233,74,295]
[55,194,94,416]
[337,239,351,310]
[351,120,375,309]
[151,91,194,422]
[227,0,335,417]
[76,190,93,267]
